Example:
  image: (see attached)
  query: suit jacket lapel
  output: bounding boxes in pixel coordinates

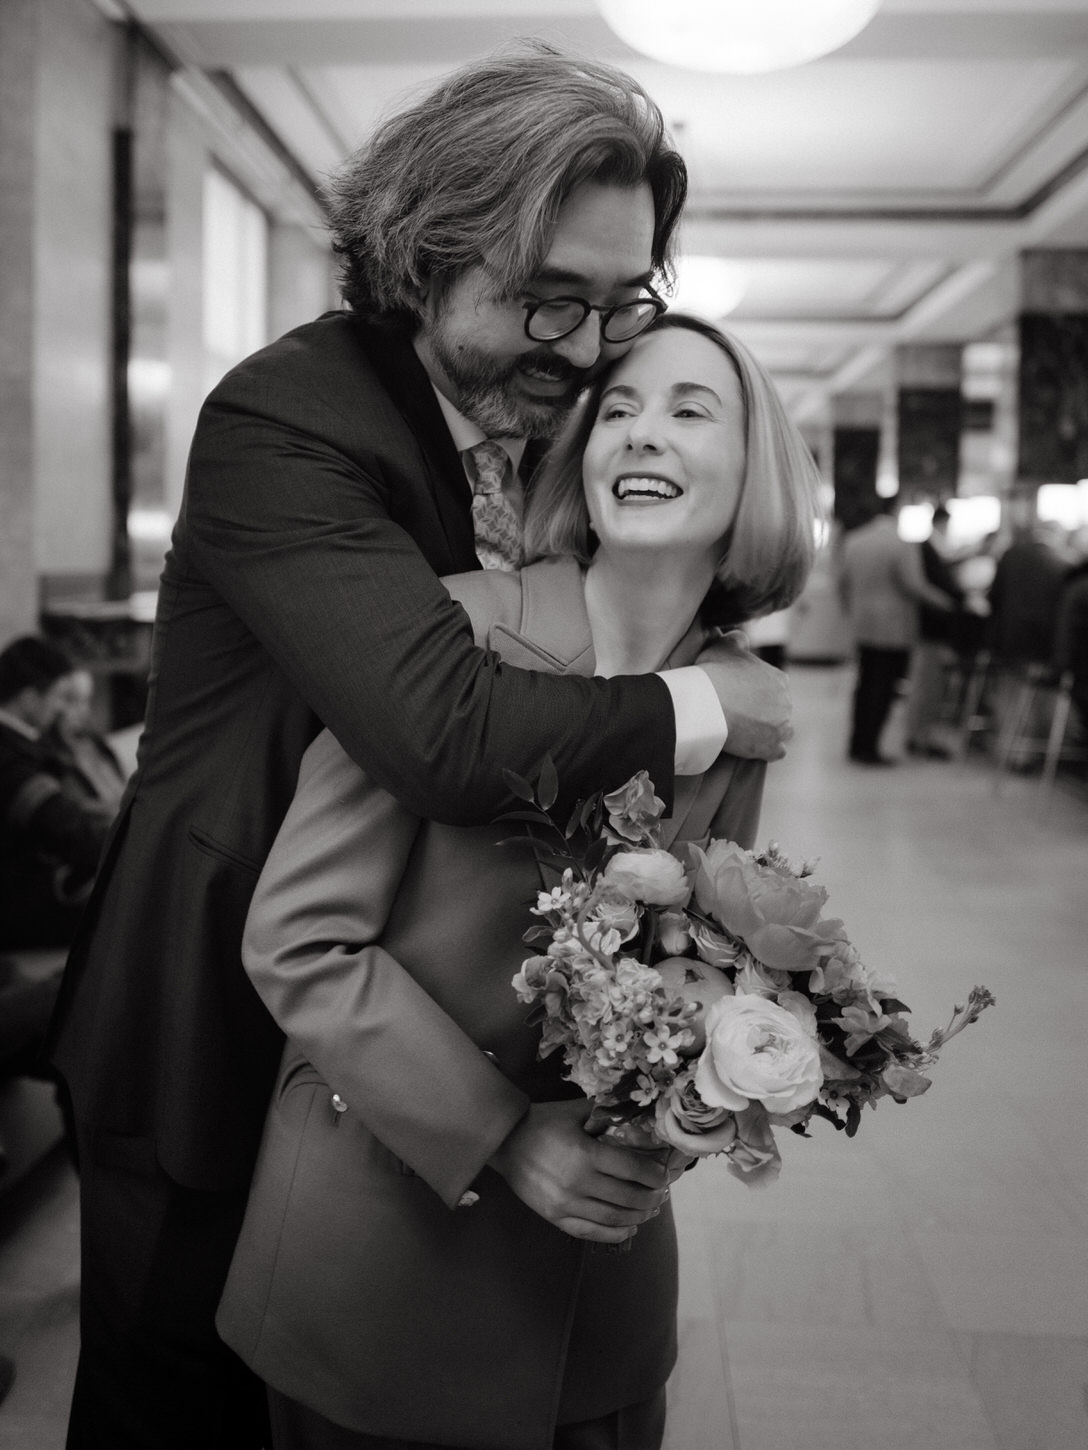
[354,319,477,570]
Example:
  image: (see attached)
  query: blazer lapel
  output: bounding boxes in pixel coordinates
[496,562,711,862]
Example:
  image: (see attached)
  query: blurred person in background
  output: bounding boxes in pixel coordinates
[1052,530,1088,738]
[838,495,957,765]
[987,520,1069,667]
[0,637,110,951]
[904,503,966,758]
[42,667,128,822]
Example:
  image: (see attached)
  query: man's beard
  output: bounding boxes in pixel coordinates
[424,324,592,441]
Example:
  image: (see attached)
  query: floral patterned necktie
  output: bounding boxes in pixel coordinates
[467,440,523,573]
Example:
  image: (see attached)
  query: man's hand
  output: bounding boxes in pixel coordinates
[697,632,793,761]
[487,1099,672,1245]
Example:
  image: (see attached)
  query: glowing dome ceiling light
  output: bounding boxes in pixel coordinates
[670,256,748,320]
[598,0,884,74]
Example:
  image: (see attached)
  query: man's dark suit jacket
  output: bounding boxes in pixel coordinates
[48,311,676,1191]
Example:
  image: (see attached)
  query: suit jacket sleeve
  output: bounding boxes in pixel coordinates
[182,334,675,824]
[242,727,530,1210]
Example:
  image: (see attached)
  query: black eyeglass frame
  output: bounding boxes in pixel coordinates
[521,285,667,344]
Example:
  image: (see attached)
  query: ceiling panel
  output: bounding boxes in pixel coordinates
[115,0,1088,420]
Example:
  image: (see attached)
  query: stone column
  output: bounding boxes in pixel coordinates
[832,392,883,531]
[1016,249,1088,487]
[0,0,40,641]
[895,343,964,503]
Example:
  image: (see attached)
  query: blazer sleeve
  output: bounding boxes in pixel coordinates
[182,362,675,824]
[242,727,530,1210]
[700,758,766,852]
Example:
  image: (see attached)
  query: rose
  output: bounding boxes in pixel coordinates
[603,771,667,844]
[601,849,690,907]
[691,840,845,972]
[695,992,823,1115]
[582,883,641,954]
[655,1080,739,1156]
[690,919,742,968]
[654,1073,739,1155]
[655,956,734,1055]
[658,911,692,956]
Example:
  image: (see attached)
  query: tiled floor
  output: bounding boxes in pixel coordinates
[1,662,1086,1449]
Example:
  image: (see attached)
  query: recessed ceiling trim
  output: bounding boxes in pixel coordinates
[285,66,354,158]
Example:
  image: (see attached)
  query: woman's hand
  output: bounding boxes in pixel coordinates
[487,1099,673,1244]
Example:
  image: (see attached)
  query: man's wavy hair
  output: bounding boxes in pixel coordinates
[323,43,687,323]
[523,313,824,627]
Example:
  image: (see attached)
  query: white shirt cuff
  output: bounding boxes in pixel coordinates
[659,666,728,776]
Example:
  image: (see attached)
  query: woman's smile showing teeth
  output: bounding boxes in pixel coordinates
[613,475,682,501]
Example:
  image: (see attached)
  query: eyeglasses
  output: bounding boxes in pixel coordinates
[522,286,667,345]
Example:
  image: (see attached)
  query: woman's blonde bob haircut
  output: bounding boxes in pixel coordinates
[523,313,824,625]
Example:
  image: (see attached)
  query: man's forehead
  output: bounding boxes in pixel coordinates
[529,261,655,292]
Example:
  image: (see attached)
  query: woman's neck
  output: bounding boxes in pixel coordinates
[583,550,715,677]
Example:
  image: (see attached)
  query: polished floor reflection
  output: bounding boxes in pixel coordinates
[1,662,1086,1450]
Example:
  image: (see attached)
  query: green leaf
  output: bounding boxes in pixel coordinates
[536,755,559,812]
[564,799,585,839]
[493,809,557,827]
[502,767,536,804]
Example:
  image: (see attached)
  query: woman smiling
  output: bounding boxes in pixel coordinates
[217,314,822,1450]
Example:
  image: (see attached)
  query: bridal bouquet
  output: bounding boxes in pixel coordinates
[507,765,994,1186]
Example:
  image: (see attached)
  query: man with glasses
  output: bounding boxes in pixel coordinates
[52,45,792,1450]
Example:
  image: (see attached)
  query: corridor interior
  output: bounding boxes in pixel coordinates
[0,661,1086,1450]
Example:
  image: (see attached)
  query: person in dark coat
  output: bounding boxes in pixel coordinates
[0,637,109,950]
[905,504,965,757]
[49,47,793,1450]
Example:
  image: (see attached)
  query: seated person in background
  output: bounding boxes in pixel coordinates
[1053,548,1088,736]
[0,636,111,950]
[42,666,128,821]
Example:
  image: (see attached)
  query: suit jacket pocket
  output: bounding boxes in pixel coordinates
[187,824,262,874]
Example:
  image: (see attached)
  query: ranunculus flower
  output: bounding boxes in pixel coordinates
[691,840,845,972]
[653,1073,739,1155]
[601,849,690,907]
[695,992,823,1115]
[603,771,667,843]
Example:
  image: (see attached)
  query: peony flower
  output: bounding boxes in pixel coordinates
[654,1073,739,1155]
[691,840,845,972]
[601,849,690,907]
[695,992,823,1115]
[603,771,667,844]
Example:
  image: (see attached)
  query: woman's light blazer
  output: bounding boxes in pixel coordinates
[217,557,766,1450]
